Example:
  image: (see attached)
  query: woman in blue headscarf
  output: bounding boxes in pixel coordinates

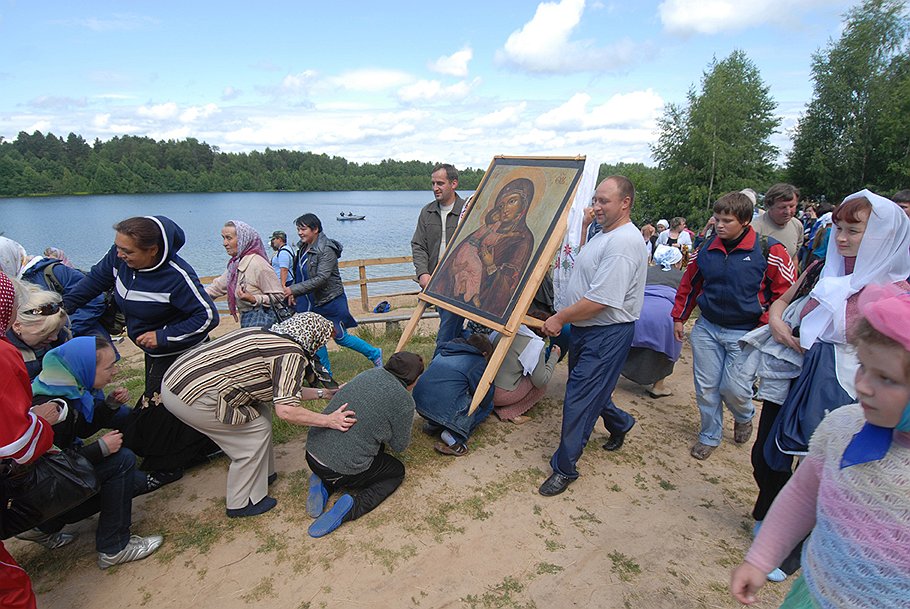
[18,336,164,569]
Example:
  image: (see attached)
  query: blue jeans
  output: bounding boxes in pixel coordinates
[434,309,466,357]
[41,448,136,554]
[447,392,495,444]
[314,328,381,374]
[550,323,636,479]
[689,317,755,446]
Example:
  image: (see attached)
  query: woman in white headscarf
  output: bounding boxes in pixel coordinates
[0,236,27,278]
[750,189,910,580]
[621,245,685,399]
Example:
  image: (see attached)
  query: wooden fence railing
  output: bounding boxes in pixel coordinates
[200,255,420,315]
[338,255,419,312]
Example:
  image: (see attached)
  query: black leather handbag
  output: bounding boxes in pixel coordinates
[0,449,99,539]
[268,293,294,322]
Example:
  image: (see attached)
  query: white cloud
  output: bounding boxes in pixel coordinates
[91,113,139,134]
[28,96,87,110]
[500,0,584,71]
[329,69,413,92]
[63,14,159,32]
[429,47,473,77]
[659,0,836,35]
[438,127,483,142]
[25,120,53,134]
[471,103,527,128]
[221,86,241,101]
[136,102,178,120]
[93,93,135,101]
[397,78,479,103]
[281,70,319,94]
[497,0,644,73]
[180,103,220,123]
[222,109,430,149]
[535,89,664,130]
[151,126,192,141]
[536,93,591,130]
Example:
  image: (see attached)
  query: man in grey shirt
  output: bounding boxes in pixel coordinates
[753,183,804,258]
[305,352,424,537]
[539,176,647,497]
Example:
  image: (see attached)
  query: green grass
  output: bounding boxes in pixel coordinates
[462,576,536,609]
[608,551,642,582]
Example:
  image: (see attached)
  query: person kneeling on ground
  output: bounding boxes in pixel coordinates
[305,351,425,538]
[490,311,560,425]
[413,334,495,456]
[161,313,350,518]
[20,336,163,569]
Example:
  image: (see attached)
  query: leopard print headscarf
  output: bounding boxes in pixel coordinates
[269,312,334,354]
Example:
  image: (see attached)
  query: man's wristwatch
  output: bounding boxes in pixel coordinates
[316,388,324,399]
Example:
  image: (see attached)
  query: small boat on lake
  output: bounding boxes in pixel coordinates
[337,212,366,221]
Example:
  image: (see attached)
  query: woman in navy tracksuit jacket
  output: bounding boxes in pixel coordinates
[65,215,220,480]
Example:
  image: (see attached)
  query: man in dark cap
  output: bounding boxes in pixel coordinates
[304,351,424,537]
[269,230,294,286]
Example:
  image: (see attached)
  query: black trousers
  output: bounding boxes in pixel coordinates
[121,351,218,472]
[751,400,803,575]
[305,450,404,521]
[751,400,793,520]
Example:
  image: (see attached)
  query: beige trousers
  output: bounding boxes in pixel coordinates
[161,386,274,510]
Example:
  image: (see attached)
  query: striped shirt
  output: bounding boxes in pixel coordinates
[163,328,309,425]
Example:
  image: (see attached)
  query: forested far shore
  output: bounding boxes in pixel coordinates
[0,132,487,197]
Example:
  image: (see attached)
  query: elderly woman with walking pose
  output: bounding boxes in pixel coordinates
[207,220,285,328]
[161,313,352,518]
[284,213,382,373]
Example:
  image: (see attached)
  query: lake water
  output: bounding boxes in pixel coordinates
[0,191,470,298]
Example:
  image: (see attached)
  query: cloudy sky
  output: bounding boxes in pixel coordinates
[0,0,855,169]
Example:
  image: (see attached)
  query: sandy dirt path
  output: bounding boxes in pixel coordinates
[10,313,791,609]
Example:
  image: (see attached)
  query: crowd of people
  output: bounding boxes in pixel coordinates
[2,166,909,608]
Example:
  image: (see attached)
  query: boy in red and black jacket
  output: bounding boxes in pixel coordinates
[672,192,795,461]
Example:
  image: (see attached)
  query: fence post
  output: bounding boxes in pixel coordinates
[359,263,369,312]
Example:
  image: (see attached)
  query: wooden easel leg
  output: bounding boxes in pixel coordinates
[468,332,517,415]
[395,301,428,352]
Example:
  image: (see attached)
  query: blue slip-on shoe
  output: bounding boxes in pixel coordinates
[308,494,354,538]
[306,473,329,518]
[226,495,277,518]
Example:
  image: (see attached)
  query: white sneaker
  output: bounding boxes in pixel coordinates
[16,528,77,549]
[97,534,163,569]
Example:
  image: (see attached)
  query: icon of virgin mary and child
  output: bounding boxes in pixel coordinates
[435,177,535,318]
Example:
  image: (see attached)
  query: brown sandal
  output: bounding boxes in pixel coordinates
[734,420,754,444]
[690,442,716,460]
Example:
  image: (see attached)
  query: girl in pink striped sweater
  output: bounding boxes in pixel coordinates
[730,285,910,608]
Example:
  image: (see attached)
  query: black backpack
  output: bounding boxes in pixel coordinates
[43,263,127,336]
